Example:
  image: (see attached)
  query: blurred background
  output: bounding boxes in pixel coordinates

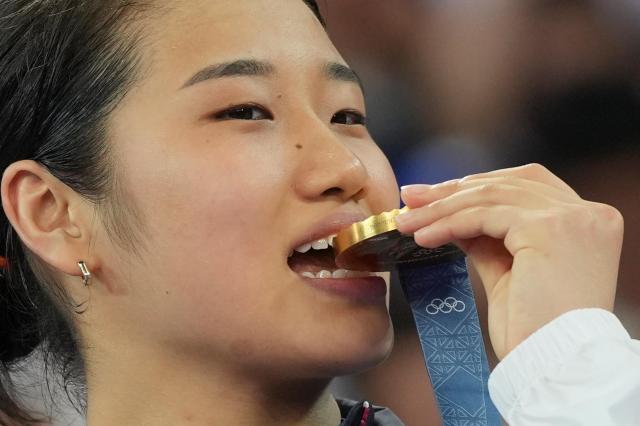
[322,0,640,424]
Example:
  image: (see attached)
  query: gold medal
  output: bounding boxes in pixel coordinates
[333,206,463,272]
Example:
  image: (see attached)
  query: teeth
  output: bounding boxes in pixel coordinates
[294,235,336,254]
[332,269,347,278]
[294,242,312,253]
[298,269,373,279]
[311,239,329,250]
[318,270,332,278]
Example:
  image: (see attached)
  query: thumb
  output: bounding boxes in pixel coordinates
[458,236,512,301]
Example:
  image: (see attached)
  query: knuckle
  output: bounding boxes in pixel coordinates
[459,173,478,183]
[507,201,623,250]
[522,162,549,177]
[563,204,596,229]
[476,182,512,199]
[428,198,444,213]
[494,175,516,185]
[504,222,530,250]
[466,205,487,216]
[477,183,497,196]
[436,179,463,191]
[610,209,624,233]
[601,203,623,222]
[553,202,624,238]
[526,162,547,172]
[593,202,625,233]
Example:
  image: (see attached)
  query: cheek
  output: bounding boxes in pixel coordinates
[122,148,292,347]
[130,131,282,236]
[113,128,280,267]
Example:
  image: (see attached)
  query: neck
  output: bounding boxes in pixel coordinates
[84,341,341,426]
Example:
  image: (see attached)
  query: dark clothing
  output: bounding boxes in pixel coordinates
[337,398,404,426]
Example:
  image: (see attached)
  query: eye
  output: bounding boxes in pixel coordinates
[214,104,273,121]
[332,109,367,126]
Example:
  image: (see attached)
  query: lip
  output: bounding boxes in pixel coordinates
[289,209,370,253]
[298,274,387,303]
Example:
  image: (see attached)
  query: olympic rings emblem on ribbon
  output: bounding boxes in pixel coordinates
[425,297,466,315]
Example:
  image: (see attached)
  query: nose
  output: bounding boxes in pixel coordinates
[293,119,370,203]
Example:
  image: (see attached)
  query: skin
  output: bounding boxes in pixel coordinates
[0,1,624,426]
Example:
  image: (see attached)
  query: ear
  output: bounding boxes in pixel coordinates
[1,160,99,279]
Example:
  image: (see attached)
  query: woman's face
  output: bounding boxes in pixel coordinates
[96,0,399,379]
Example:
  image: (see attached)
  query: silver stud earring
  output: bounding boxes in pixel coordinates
[77,261,91,287]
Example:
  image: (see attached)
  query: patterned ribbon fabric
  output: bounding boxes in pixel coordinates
[397,256,502,425]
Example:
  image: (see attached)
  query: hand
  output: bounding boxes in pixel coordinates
[395,164,624,359]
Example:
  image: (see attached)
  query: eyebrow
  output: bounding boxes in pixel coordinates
[180,58,364,92]
[324,62,361,85]
[181,59,274,88]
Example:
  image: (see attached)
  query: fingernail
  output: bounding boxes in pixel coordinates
[400,184,431,197]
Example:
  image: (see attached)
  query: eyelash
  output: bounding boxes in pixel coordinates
[332,109,367,126]
[214,103,273,121]
[213,104,367,126]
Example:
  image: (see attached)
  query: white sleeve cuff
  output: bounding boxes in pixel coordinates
[488,308,630,420]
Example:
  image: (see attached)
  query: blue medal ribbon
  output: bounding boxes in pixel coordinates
[397,256,502,425]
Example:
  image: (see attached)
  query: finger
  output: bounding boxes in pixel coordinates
[412,205,529,300]
[413,205,524,250]
[459,163,578,196]
[456,236,513,299]
[396,183,563,234]
[401,173,579,209]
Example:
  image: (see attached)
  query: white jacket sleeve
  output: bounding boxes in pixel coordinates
[488,308,640,426]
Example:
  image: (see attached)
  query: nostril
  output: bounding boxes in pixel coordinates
[322,187,342,197]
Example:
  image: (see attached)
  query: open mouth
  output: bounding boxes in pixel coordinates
[287,235,374,279]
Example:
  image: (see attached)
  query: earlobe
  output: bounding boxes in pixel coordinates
[1,160,95,278]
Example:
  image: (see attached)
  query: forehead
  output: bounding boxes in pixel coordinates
[146,0,340,85]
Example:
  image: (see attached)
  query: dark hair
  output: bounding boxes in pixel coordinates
[303,0,326,26]
[0,1,324,424]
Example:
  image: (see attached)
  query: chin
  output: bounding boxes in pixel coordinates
[307,321,395,378]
